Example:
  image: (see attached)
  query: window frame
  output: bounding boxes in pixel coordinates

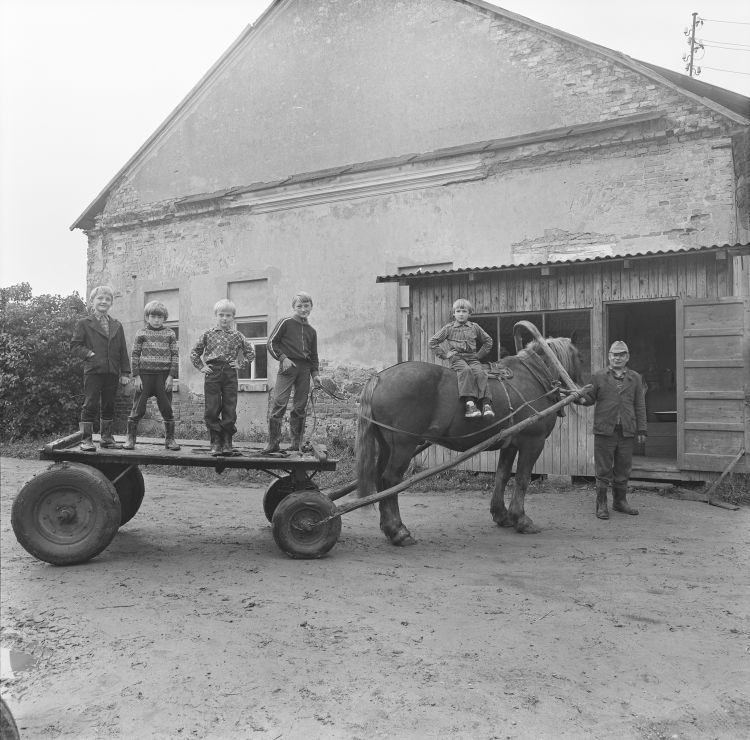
[235,316,269,382]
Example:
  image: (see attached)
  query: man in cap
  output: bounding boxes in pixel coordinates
[578,340,647,519]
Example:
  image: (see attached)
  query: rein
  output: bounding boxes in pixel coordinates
[359,386,559,443]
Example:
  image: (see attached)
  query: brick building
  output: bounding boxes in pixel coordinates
[72,0,750,444]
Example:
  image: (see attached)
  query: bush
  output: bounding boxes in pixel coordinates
[0,283,87,441]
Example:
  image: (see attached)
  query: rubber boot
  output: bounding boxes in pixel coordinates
[261,418,282,454]
[288,416,305,452]
[222,432,241,456]
[595,484,609,520]
[123,420,138,450]
[164,421,181,451]
[209,429,223,457]
[99,419,117,448]
[613,485,639,515]
[80,422,95,451]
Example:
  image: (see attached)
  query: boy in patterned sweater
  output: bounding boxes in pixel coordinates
[190,299,255,456]
[124,300,180,451]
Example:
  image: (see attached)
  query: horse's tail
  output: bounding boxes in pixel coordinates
[355,373,380,498]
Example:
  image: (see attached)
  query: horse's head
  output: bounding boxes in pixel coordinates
[528,337,583,387]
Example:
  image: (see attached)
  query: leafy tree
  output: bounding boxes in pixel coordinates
[0,283,87,441]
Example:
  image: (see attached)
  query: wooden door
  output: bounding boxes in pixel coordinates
[677,297,749,472]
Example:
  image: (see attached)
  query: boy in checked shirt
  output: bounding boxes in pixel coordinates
[190,299,255,456]
[429,298,494,419]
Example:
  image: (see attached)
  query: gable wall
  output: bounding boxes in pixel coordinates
[105,0,738,209]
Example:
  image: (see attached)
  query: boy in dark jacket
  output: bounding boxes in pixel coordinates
[261,292,322,454]
[71,285,131,451]
[578,340,647,519]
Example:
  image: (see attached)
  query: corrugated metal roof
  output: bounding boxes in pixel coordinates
[376,243,750,282]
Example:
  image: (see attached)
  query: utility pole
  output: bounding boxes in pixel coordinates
[683,12,703,77]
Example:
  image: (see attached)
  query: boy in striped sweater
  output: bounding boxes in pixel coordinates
[124,300,180,450]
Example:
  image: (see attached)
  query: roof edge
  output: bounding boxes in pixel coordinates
[70,1,284,231]
[376,243,750,282]
[461,1,750,126]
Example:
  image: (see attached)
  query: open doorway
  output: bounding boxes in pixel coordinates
[607,300,676,459]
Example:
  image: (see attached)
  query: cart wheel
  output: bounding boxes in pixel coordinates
[96,464,145,526]
[263,475,318,522]
[1,696,20,740]
[271,491,341,559]
[11,462,121,566]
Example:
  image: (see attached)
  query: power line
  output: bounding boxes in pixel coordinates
[700,38,750,48]
[702,43,750,52]
[700,65,750,76]
[701,18,750,25]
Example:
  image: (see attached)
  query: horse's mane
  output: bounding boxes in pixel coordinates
[521,337,575,375]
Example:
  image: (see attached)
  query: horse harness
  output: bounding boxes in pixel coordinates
[360,350,563,444]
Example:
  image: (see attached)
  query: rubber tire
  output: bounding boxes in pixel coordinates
[11,462,121,566]
[95,464,145,526]
[271,491,341,559]
[263,475,318,522]
[0,696,20,740]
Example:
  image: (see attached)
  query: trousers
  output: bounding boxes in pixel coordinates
[203,364,238,434]
[449,354,489,400]
[128,372,174,422]
[269,361,311,423]
[81,373,119,422]
[594,427,634,488]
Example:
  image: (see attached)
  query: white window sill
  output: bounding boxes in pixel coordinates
[238,381,269,392]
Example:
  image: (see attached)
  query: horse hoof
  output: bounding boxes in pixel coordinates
[515,518,540,534]
[493,514,513,527]
[390,529,416,547]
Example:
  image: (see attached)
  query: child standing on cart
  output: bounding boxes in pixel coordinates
[71,285,131,451]
[124,300,180,451]
[261,291,323,454]
[190,299,255,456]
[429,298,494,419]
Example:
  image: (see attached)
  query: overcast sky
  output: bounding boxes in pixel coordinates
[1,0,748,297]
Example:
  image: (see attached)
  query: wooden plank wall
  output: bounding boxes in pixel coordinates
[412,252,735,476]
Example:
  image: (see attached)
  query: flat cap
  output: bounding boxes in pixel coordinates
[609,340,629,353]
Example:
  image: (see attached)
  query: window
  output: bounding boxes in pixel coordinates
[474,309,591,380]
[228,279,270,382]
[144,289,179,379]
[236,318,268,380]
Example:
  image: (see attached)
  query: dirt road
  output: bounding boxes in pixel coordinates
[1,457,749,739]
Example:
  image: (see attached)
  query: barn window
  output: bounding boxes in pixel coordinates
[474,309,591,380]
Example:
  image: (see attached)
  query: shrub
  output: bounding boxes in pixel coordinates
[0,283,87,441]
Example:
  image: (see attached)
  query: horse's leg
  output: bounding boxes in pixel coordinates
[377,438,419,546]
[490,444,517,527]
[507,436,546,534]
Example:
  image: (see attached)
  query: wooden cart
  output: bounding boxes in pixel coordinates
[11,432,338,566]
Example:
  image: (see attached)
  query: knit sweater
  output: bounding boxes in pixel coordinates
[131,326,179,376]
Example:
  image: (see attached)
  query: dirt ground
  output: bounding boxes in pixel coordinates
[1,456,749,740]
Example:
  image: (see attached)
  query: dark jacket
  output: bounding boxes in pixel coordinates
[580,367,647,437]
[71,314,131,376]
[267,315,319,375]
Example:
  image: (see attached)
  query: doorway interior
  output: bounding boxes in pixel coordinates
[607,300,677,459]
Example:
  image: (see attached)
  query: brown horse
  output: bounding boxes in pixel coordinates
[355,337,583,546]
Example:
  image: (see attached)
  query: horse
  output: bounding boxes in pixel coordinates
[355,337,583,546]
